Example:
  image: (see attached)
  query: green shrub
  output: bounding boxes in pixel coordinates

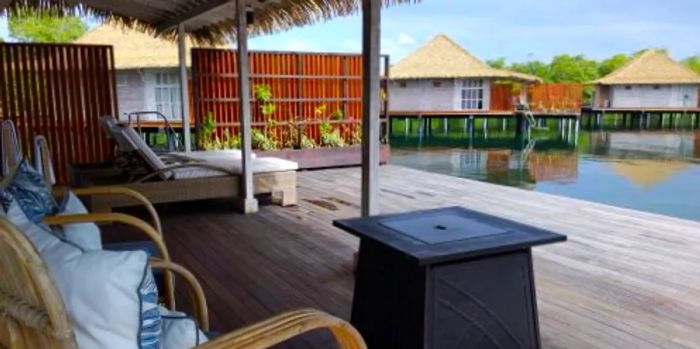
[319,120,345,148]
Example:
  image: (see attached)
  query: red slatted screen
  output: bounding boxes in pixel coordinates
[489,83,515,111]
[528,83,582,113]
[192,49,386,146]
[0,43,117,184]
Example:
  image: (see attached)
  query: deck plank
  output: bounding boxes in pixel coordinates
[142,165,700,348]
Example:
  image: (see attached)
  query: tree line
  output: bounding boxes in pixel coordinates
[486,51,700,84]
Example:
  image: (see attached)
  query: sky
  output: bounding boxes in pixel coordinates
[1,0,699,64]
[250,0,700,64]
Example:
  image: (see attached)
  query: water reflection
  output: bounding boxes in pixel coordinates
[389,116,700,221]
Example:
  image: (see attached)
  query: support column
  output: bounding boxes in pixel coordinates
[236,0,258,214]
[361,0,381,217]
[177,23,191,152]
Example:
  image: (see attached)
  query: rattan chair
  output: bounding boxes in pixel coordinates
[1,133,176,309]
[0,218,367,349]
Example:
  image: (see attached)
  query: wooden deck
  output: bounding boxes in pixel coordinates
[129,165,700,348]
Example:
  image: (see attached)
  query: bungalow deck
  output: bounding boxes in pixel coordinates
[117,165,700,348]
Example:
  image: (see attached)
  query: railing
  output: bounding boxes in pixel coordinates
[0,43,117,183]
[528,83,583,113]
[489,83,515,111]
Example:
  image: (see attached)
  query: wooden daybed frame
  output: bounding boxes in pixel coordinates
[79,169,297,213]
[64,117,299,212]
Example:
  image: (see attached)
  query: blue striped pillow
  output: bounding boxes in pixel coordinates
[0,159,58,223]
[139,265,161,349]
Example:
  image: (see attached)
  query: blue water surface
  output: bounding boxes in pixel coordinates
[389,116,700,221]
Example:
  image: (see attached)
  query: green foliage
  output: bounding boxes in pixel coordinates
[683,56,700,75]
[329,108,344,120]
[222,129,240,149]
[486,57,506,69]
[260,103,277,115]
[300,135,317,149]
[254,83,276,116]
[598,54,631,77]
[548,55,599,83]
[490,50,700,86]
[319,120,345,148]
[252,128,278,151]
[254,84,273,102]
[9,9,87,43]
[198,112,218,150]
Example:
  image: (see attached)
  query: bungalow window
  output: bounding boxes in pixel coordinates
[153,70,182,120]
[433,81,442,88]
[624,85,632,90]
[460,79,484,110]
[399,81,407,88]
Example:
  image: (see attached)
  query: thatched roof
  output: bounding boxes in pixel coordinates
[390,34,541,83]
[4,0,417,44]
[594,49,700,85]
[75,23,228,69]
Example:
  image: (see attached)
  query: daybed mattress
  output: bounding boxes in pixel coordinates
[170,156,298,180]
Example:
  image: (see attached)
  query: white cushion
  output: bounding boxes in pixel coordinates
[171,157,298,180]
[4,200,161,349]
[57,192,102,251]
[159,306,209,349]
[169,150,256,161]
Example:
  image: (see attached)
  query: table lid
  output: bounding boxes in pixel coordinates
[333,206,567,265]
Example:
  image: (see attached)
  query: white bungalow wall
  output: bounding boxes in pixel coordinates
[388,78,492,112]
[610,84,699,108]
[115,69,146,118]
[115,68,183,120]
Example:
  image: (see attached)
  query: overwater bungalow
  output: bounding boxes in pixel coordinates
[388,34,541,114]
[2,1,700,349]
[591,49,700,112]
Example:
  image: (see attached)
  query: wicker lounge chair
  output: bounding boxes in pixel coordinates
[0,126,176,309]
[0,218,367,349]
[88,116,298,212]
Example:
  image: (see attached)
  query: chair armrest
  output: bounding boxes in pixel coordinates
[149,258,209,332]
[42,213,175,310]
[196,309,366,349]
[70,186,162,234]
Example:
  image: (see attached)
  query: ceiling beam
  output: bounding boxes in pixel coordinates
[156,0,233,33]
[0,0,12,10]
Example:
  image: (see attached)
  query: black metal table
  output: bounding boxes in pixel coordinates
[333,206,566,349]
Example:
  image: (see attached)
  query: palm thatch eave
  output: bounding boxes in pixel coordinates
[4,0,420,45]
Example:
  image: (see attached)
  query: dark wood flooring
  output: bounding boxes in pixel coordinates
[107,199,358,348]
[103,165,700,349]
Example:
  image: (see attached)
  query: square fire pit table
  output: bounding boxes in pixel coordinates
[333,206,566,349]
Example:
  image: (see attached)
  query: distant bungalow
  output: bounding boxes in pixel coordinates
[592,49,700,111]
[388,34,540,113]
[75,23,226,119]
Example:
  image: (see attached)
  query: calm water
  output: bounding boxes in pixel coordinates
[389,115,700,222]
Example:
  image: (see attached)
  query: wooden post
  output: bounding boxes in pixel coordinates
[361,0,381,217]
[404,117,409,137]
[236,0,258,214]
[177,23,192,153]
